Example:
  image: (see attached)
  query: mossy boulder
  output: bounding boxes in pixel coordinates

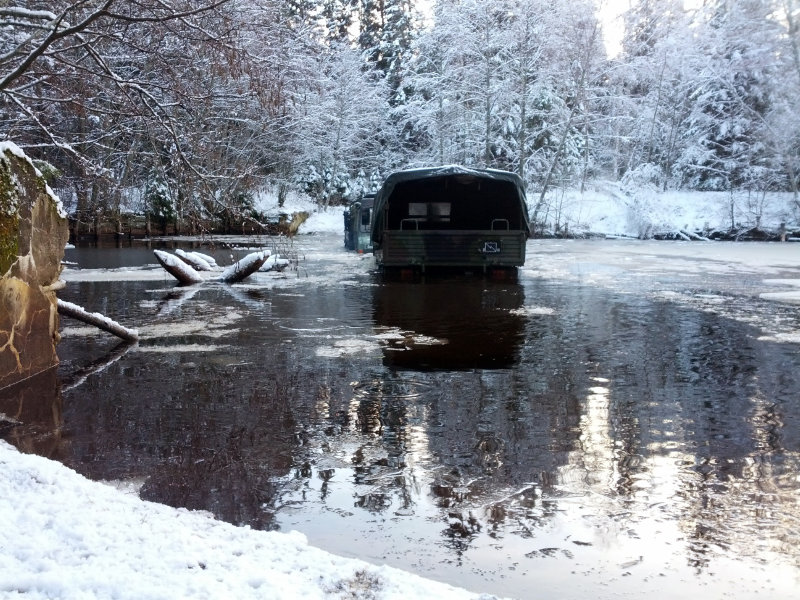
[0,143,69,390]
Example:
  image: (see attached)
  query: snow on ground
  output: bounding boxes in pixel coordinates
[264,180,798,238]
[521,239,800,324]
[0,442,499,600]
[302,207,345,234]
[254,188,344,235]
[536,181,798,237]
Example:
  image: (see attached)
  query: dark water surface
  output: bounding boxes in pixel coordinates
[3,236,800,599]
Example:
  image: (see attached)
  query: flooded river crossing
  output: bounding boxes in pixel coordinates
[3,235,800,599]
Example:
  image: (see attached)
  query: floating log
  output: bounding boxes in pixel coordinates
[189,250,218,267]
[153,249,204,285]
[57,299,139,342]
[219,251,269,283]
[258,254,290,272]
[175,248,215,271]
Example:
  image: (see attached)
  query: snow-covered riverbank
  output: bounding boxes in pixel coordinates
[281,182,800,240]
[0,442,499,600]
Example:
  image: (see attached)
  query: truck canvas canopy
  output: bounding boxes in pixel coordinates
[371,165,531,271]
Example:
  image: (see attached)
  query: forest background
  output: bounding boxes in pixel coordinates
[2,0,799,237]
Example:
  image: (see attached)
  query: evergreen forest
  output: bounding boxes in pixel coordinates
[2,0,799,234]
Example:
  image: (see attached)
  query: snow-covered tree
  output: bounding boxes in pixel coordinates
[291,43,393,207]
[769,0,800,207]
[320,0,359,42]
[675,0,780,191]
[606,0,693,185]
[0,1,290,231]
[400,0,523,168]
[532,0,605,206]
[358,0,419,100]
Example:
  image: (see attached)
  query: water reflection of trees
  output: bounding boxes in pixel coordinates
[133,376,298,529]
[337,281,800,571]
[8,249,800,583]
[0,367,63,456]
[538,294,800,572]
[349,376,420,515]
[36,340,301,530]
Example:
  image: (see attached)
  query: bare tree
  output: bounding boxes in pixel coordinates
[1,1,229,156]
[533,2,604,219]
[0,1,300,232]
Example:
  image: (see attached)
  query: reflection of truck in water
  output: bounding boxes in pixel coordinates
[344,194,375,252]
[372,275,525,370]
[370,166,531,273]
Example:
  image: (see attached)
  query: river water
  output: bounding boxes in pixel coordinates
[3,235,800,599]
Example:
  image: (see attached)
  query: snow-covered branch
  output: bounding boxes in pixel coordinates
[57,298,139,342]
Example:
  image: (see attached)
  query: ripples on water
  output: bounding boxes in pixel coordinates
[2,236,799,599]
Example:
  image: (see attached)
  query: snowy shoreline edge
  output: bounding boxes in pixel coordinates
[0,442,501,600]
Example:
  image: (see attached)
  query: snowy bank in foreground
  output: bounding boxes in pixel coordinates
[0,442,498,600]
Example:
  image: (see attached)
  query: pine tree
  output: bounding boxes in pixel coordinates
[677,0,779,191]
[321,0,359,43]
[358,0,419,103]
[613,0,690,185]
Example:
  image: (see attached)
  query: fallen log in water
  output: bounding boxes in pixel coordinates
[57,299,139,342]
[192,251,218,267]
[258,254,290,272]
[153,249,205,285]
[154,249,268,285]
[175,248,215,271]
[219,250,269,283]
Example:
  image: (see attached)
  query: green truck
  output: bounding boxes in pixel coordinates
[370,166,531,273]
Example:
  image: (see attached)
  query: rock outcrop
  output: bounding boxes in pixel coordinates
[0,142,69,391]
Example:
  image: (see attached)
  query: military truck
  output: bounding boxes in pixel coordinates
[370,166,531,273]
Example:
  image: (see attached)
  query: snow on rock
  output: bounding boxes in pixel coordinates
[0,441,495,600]
[220,251,269,283]
[153,249,205,285]
[0,140,66,218]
